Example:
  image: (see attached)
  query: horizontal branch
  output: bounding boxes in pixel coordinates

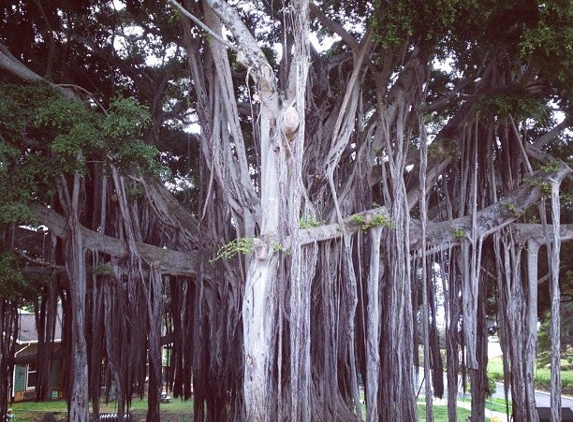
[31,205,203,279]
[297,207,391,245]
[299,160,572,250]
[0,42,44,82]
[27,159,571,275]
[409,162,572,249]
[514,224,573,245]
[0,42,80,101]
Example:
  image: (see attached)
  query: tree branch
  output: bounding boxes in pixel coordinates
[514,224,573,244]
[297,160,572,249]
[409,162,572,249]
[167,0,238,52]
[0,42,87,101]
[533,114,572,149]
[71,34,156,99]
[201,0,271,75]
[28,163,572,281]
[0,42,44,82]
[31,205,204,279]
[309,3,360,53]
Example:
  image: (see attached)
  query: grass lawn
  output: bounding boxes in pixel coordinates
[488,356,573,394]
[9,398,194,422]
[458,396,511,414]
[417,404,490,421]
[10,400,493,422]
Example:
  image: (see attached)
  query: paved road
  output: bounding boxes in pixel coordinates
[487,340,573,410]
[415,369,573,412]
[415,339,573,418]
[492,382,573,410]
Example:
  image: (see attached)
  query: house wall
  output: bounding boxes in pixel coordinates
[12,343,65,402]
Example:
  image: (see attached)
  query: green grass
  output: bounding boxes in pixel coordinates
[486,397,511,414]
[417,404,489,421]
[458,396,511,414]
[9,398,194,422]
[487,356,505,379]
[488,356,573,394]
[10,400,494,422]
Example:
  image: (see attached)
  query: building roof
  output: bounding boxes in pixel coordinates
[18,309,63,344]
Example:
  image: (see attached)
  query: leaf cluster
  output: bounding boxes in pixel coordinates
[371,0,573,110]
[211,237,254,262]
[351,213,394,231]
[520,1,573,104]
[0,250,37,302]
[372,0,474,48]
[0,82,160,222]
[477,86,548,121]
[300,216,325,229]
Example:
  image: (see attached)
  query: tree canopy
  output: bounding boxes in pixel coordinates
[0,0,572,421]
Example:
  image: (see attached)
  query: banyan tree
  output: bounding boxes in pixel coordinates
[0,0,572,421]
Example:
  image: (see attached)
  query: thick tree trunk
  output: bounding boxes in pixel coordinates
[495,230,540,421]
[242,118,281,420]
[380,200,417,422]
[146,270,163,422]
[0,301,18,419]
[242,251,279,421]
[65,174,90,422]
[526,240,541,421]
[365,227,382,422]
[548,184,562,422]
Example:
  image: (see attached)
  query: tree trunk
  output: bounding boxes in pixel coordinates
[64,173,90,422]
[243,251,279,421]
[0,300,18,419]
[366,227,382,422]
[526,240,541,421]
[548,183,562,422]
[146,270,163,422]
[446,250,461,422]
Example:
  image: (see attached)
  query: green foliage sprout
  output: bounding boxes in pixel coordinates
[505,201,523,217]
[533,180,552,196]
[91,264,115,276]
[0,250,37,301]
[351,213,394,231]
[271,241,285,253]
[211,237,254,262]
[539,160,562,173]
[300,216,324,229]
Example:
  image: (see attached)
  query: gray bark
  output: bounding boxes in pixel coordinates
[548,183,562,422]
[366,227,382,422]
[526,240,541,422]
[63,174,90,422]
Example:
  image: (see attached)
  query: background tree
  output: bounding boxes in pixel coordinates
[0,1,572,421]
